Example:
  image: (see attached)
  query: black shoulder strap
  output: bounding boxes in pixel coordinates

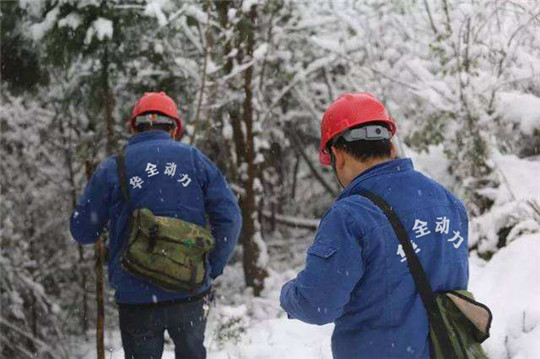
[116,151,132,208]
[358,190,456,357]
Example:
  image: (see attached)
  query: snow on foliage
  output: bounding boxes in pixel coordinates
[1,93,75,358]
[470,153,540,254]
[58,12,82,30]
[28,6,60,41]
[144,0,170,27]
[85,17,113,43]
[253,43,268,60]
[497,92,540,135]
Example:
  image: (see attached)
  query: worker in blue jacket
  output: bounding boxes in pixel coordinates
[280,93,469,358]
[70,92,242,359]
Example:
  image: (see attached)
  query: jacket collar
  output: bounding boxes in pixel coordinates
[127,131,172,146]
[338,158,414,199]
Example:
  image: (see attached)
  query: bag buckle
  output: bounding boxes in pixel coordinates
[147,224,159,252]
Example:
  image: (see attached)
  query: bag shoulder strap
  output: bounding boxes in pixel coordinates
[116,151,132,208]
[357,190,457,357]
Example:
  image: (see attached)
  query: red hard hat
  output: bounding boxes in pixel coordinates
[131,92,183,136]
[319,92,396,165]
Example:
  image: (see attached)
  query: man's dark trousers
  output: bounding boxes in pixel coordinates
[118,298,207,359]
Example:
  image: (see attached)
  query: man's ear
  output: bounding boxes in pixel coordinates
[390,142,397,158]
[331,146,346,169]
[170,127,178,139]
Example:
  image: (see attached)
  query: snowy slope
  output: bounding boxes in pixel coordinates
[470,234,540,359]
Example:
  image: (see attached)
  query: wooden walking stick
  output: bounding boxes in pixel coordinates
[94,239,105,359]
[85,160,106,359]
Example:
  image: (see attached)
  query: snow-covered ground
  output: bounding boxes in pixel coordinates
[470,234,540,359]
[74,263,334,359]
[75,152,540,359]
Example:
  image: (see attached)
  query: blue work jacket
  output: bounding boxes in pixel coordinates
[70,131,242,304]
[280,158,469,358]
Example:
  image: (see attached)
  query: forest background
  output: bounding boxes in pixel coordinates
[1,0,539,358]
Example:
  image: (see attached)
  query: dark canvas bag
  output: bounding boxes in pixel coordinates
[358,191,492,358]
[116,152,215,291]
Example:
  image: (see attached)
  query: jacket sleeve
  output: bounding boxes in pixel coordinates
[193,149,242,279]
[70,159,112,244]
[280,206,365,325]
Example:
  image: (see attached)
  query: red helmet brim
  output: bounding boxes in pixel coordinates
[319,150,332,166]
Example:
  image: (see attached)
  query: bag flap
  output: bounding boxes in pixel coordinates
[134,208,158,235]
[447,290,493,342]
[133,208,215,251]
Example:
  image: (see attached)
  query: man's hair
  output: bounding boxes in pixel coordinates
[134,123,175,133]
[332,122,393,162]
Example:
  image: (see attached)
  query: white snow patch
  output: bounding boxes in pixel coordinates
[58,13,82,30]
[253,43,268,60]
[210,318,332,358]
[310,35,342,52]
[154,42,164,54]
[222,122,233,140]
[227,8,237,22]
[29,6,60,41]
[93,18,113,40]
[470,234,540,359]
[497,92,540,135]
[409,144,454,189]
[19,0,44,16]
[291,15,337,31]
[254,232,269,268]
[144,0,170,27]
[242,0,259,13]
[491,152,540,202]
[206,59,218,75]
[185,5,209,23]
[84,18,113,44]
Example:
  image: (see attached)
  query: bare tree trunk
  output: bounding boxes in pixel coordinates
[215,0,239,178]
[441,0,453,35]
[103,50,114,156]
[240,4,268,296]
[190,0,213,145]
[291,155,300,200]
[423,0,439,36]
[216,1,246,170]
[215,1,268,295]
[62,116,89,334]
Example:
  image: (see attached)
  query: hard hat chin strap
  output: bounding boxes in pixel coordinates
[330,150,345,190]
